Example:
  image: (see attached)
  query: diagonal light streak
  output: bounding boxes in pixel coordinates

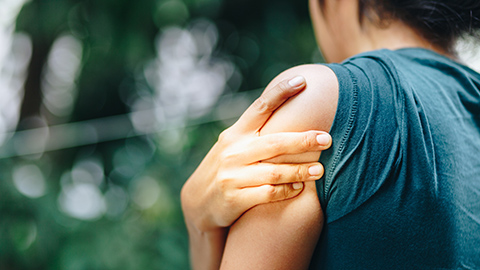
[0,88,262,159]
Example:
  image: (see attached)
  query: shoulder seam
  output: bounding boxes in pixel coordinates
[324,67,359,200]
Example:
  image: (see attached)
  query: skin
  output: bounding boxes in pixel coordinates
[181,76,333,270]
[184,0,456,269]
[221,64,338,269]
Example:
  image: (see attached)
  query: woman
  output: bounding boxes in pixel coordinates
[183,0,480,269]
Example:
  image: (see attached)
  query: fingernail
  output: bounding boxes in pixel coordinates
[293,182,304,190]
[309,165,322,176]
[288,76,305,87]
[316,134,331,145]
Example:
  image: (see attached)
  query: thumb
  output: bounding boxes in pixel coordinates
[232,76,306,133]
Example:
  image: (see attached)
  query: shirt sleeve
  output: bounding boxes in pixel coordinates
[318,56,403,223]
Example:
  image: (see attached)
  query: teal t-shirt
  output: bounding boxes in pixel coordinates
[311,48,480,269]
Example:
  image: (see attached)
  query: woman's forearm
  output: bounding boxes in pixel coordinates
[182,167,227,269]
[186,223,228,270]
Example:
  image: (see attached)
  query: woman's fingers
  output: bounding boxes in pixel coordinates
[237,183,306,209]
[240,162,324,186]
[217,162,324,190]
[233,76,306,133]
[229,131,332,163]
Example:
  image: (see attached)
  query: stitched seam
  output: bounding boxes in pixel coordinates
[324,67,359,199]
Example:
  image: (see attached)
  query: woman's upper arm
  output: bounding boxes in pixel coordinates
[220,64,339,269]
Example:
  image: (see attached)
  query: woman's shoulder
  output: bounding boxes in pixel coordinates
[261,64,339,135]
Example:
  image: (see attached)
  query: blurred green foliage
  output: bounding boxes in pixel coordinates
[0,0,321,269]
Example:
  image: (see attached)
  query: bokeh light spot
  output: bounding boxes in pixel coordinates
[58,182,106,221]
[12,163,46,198]
[130,176,160,209]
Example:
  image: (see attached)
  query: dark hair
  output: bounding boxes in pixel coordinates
[318,0,480,52]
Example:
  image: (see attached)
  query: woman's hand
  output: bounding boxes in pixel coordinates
[181,76,332,233]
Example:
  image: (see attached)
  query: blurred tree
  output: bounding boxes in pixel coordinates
[16,0,71,126]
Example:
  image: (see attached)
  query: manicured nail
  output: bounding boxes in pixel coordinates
[288,76,305,87]
[316,134,331,145]
[293,182,304,190]
[309,165,322,176]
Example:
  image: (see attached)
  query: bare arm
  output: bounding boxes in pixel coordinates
[182,76,333,270]
[220,64,339,269]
